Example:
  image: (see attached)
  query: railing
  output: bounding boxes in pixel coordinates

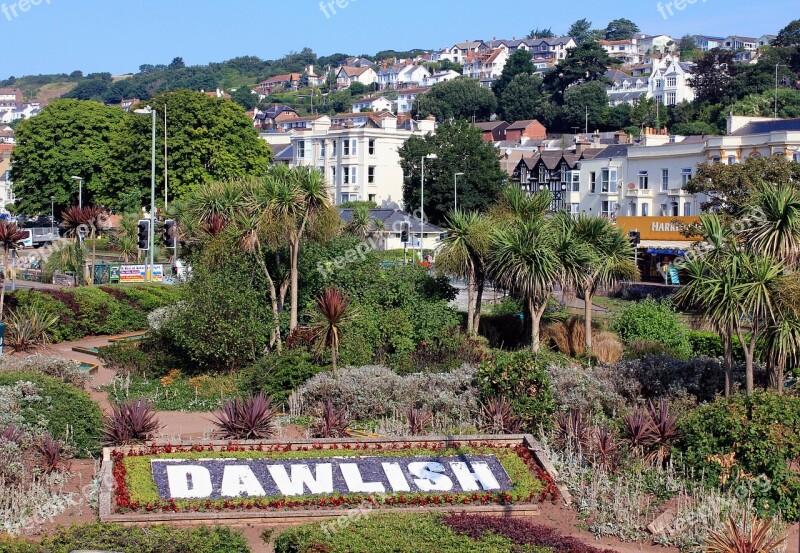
[627,188,652,197]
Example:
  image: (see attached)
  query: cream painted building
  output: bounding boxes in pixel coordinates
[286,114,436,208]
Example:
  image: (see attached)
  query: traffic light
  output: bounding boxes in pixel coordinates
[628,230,641,245]
[163,219,175,248]
[137,219,150,250]
[400,223,409,244]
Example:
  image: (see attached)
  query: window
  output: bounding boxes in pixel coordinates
[601,201,614,218]
[369,194,376,203]
[794,152,800,163]
[642,203,649,216]
[683,202,692,216]
[297,140,306,159]
[368,166,375,184]
[590,171,596,193]
[351,139,358,156]
[570,203,580,215]
[368,139,376,155]
[661,169,669,191]
[681,168,692,186]
[332,141,337,156]
[660,203,668,216]
[666,92,676,105]
[340,193,358,203]
[571,171,580,192]
[342,166,350,184]
[538,165,548,182]
[601,168,617,193]
[728,155,736,165]
[560,165,568,183]
[712,156,721,164]
[629,203,637,216]
[638,171,649,190]
[654,95,662,104]
[343,140,350,156]
[667,77,677,87]
[320,141,326,158]
[331,166,336,183]
[655,79,663,89]
[351,166,358,184]
[671,202,679,217]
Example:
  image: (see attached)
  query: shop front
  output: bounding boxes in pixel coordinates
[615,216,700,284]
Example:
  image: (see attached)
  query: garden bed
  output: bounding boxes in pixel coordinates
[99,435,565,527]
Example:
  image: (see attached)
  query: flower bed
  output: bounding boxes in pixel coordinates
[101,436,560,524]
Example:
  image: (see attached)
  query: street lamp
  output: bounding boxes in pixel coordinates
[70,176,83,208]
[454,172,464,212]
[134,105,157,282]
[420,153,437,261]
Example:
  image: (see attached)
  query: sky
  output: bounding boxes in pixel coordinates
[0,0,794,78]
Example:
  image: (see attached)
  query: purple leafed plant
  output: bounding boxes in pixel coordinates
[311,398,349,438]
[102,398,161,445]
[622,404,657,452]
[35,432,67,474]
[481,396,522,434]
[406,407,432,436]
[592,425,620,472]
[212,393,277,440]
[1,424,24,444]
[555,409,588,449]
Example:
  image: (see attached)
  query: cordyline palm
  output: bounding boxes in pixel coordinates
[347,204,372,240]
[437,209,492,336]
[490,217,560,352]
[0,221,27,321]
[60,206,90,285]
[311,288,352,379]
[571,214,639,350]
[740,184,800,269]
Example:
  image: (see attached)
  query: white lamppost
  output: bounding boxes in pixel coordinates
[70,176,83,208]
[454,172,464,212]
[134,106,157,282]
[420,153,437,261]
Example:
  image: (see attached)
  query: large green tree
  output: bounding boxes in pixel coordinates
[492,49,536,106]
[604,18,640,40]
[498,74,552,123]
[687,48,738,105]
[543,41,615,98]
[567,19,593,45]
[413,78,497,122]
[10,99,125,214]
[399,119,506,226]
[562,81,609,131]
[104,90,272,210]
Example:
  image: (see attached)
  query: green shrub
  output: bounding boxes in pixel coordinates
[0,372,103,457]
[240,350,326,405]
[687,330,745,360]
[32,523,250,553]
[97,337,177,379]
[0,354,91,388]
[677,392,800,520]
[477,350,556,431]
[612,299,692,360]
[274,513,516,553]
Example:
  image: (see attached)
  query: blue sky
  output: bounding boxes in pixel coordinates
[0,0,794,78]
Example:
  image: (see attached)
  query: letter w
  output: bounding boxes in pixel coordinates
[268,463,334,495]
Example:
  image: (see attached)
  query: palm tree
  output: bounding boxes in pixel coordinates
[740,184,800,269]
[82,206,105,285]
[59,206,89,285]
[311,287,352,379]
[571,215,639,350]
[436,209,492,336]
[490,217,560,352]
[346,204,372,240]
[0,221,28,320]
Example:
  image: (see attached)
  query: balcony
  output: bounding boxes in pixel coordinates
[627,188,652,197]
[667,188,688,197]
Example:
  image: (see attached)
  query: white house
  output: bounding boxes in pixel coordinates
[0,88,22,114]
[289,114,436,209]
[395,87,429,115]
[377,65,401,90]
[606,55,694,107]
[462,47,508,86]
[351,97,393,113]
[0,155,14,214]
[526,37,577,70]
[337,66,378,89]
[692,35,724,51]
[437,41,490,64]
[636,34,675,55]
[600,39,641,66]
[424,70,461,87]
[397,65,430,88]
[722,36,758,51]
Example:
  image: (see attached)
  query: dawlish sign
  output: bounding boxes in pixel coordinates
[153,455,512,500]
[99,436,567,527]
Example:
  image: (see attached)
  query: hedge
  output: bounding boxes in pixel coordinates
[5,284,183,342]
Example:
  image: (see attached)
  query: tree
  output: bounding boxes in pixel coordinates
[436,210,492,335]
[543,41,615,98]
[0,221,27,320]
[686,155,800,216]
[168,57,186,70]
[104,90,272,210]
[9,99,125,214]
[493,49,535,104]
[568,19,593,45]
[688,48,738,105]
[399,120,506,226]
[348,82,368,95]
[527,27,554,39]
[311,288,352,379]
[231,87,258,111]
[563,81,608,130]
[604,18,640,40]
[498,74,552,123]
[63,78,111,101]
[413,78,497,122]
[774,19,800,47]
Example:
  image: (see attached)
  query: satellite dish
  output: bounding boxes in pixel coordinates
[627,182,636,190]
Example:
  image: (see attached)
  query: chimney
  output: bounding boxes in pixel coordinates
[575,139,590,157]
[538,142,546,154]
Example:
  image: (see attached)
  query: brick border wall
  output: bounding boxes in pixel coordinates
[99,434,571,527]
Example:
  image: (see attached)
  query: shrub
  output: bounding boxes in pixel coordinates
[392,330,490,375]
[477,351,555,431]
[613,283,675,301]
[703,515,786,553]
[678,392,800,520]
[0,354,90,388]
[547,362,638,421]
[612,299,692,360]
[300,365,479,424]
[239,350,326,406]
[481,396,521,434]
[479,313,526,349]
[35,432,67,473]
[212,393,277,440]
[0,372,102,457]
[688,330,746,360]
[5,305,59,351]
[406,407,431,436]
[102,399,160,445]
[592,332,624,366]
[32,523,250,553]
[310,398,349,438]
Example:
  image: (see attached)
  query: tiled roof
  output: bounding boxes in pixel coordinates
[507,119,543,131]
[474,121,508,131]
[593,144,631,159]
[339,208,442,233]
[732,118,800,136]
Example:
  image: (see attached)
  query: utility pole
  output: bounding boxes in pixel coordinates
[164,104,168,211]
[585,106,588,134]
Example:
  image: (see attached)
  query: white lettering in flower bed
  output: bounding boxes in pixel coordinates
[151,455,512,500]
